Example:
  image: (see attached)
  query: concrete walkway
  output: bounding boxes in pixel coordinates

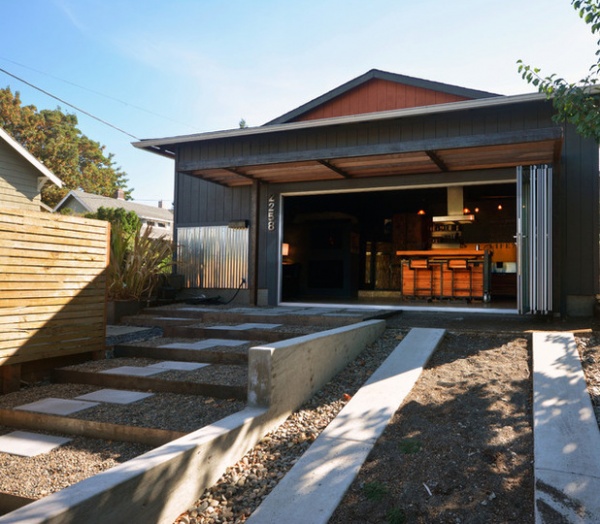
[533,332,600,523]
[247,327,446,524]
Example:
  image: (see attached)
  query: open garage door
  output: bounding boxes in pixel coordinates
[517,165,553,314]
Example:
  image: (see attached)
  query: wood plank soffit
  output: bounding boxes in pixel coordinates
[179,126,563,187]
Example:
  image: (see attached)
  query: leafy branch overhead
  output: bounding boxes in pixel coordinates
[518,0,600,142]
[0,87,132,207]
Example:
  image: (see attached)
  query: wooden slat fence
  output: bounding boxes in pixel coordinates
[0,209,109,369]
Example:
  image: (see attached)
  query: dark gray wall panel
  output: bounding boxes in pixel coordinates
[175,173,252,226]
[561,124,599,297]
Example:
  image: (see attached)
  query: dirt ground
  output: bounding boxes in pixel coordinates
[329,311,600,524]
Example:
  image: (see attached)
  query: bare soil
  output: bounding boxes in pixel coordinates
[329,331,534,524]
[329,312,600,524]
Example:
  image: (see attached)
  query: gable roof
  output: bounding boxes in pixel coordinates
[266,69,500,125]
[53,189,173,222]
[0,126,63,187]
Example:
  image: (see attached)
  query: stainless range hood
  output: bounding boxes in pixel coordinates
[432,186,475,224]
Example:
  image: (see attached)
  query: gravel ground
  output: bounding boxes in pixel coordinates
[576,332,600,429]
[62,357,248,386]
[2,313,599,520]
[0,366,245,500]
[173,328,406,524]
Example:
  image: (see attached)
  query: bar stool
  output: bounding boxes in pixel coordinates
[448,259,473,300]
[409,259,433,298]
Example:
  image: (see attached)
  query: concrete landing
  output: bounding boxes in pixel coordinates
[74,389,154,404]
[0,431,71,457]
[161,339,248,350]
[206,323,282,331]
[99,366,164,377]
[146,361,209,371]
[247,327,446,524]
[14,398,99,416]
[533,332,600,523]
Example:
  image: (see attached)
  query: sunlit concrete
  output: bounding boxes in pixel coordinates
[533,332,600,523]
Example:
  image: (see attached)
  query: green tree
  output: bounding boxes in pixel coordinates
[0,87,132,207]
[84,206,141,242]
[518,0,600,142]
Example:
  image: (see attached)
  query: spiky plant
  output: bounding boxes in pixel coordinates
[107,223,173,301]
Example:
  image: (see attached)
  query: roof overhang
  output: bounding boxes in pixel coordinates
[133,91,563,187]
[0,127,63,188]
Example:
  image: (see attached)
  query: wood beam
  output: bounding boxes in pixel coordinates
[426,150,449,172]
[317,160,351,178]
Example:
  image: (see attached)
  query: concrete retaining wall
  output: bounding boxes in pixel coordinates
[0,319,385,524]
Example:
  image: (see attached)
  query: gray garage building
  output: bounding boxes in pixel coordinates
[134,69,599,317]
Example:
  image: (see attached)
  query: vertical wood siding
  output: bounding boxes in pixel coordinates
[0,210,109,366]
[175,173,252,225]
[561,124,600,296]
[295,78,470,122]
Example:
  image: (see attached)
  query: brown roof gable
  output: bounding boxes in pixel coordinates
[267,69,499,124]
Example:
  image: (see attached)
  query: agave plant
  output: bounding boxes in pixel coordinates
[107,223,173,301]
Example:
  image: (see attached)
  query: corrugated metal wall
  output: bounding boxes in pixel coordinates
[177,225,248,289]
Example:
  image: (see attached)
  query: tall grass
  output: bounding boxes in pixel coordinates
[107,223,173,301]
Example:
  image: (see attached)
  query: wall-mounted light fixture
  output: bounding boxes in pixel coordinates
[282,243,290,256]
[417,209,426,215]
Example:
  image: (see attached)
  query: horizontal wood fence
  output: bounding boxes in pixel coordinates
[0,209,109,370]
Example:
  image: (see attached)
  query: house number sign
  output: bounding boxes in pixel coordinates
[267,194,276,231]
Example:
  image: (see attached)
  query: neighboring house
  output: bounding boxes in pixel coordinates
[0,126,63,211]
[54,189,174,240]
[134,69,599,317]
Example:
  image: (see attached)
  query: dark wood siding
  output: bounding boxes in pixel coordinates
[175,173,252,225]
[182,103,557,174]
[172,98,599,313]
[560,124,599,300]
[294,78,470,122]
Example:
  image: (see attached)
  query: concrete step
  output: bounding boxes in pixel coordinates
[114,339,250,365]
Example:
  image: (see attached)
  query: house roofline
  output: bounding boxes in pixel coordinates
[133,91,547,154]
[0,127,63,187]
[265,69,501,125]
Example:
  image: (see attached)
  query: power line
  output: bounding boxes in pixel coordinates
[0,65,141,140]
[0,56,199,132]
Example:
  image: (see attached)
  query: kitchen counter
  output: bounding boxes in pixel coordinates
[395,249,490,300]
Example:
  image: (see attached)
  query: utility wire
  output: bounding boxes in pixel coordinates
[0,56,199,132]
[0,65,140,140]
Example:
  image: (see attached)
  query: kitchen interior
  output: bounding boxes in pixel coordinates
[281,183,517,306]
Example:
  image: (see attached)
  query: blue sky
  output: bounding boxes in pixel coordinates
[0,0,596,205]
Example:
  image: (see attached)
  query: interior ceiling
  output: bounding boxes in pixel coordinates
[183,138,561,188]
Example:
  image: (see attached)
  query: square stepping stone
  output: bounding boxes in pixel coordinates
[207,323,281,331]
[74,389,154,404]
[161,338,248,350]
[99,366,164,377]
[0,431,72,457]
[146,361,209,371]
[14,398,99,416]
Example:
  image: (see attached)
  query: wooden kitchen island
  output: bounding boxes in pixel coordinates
[396,249,491,301]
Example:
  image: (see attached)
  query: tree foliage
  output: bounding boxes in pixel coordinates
[84,206,141,241]
[0,87,132,207]
[518,0,600,142]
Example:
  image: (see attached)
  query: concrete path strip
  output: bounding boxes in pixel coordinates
[247,327,446,524]
[533,332,600,523]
